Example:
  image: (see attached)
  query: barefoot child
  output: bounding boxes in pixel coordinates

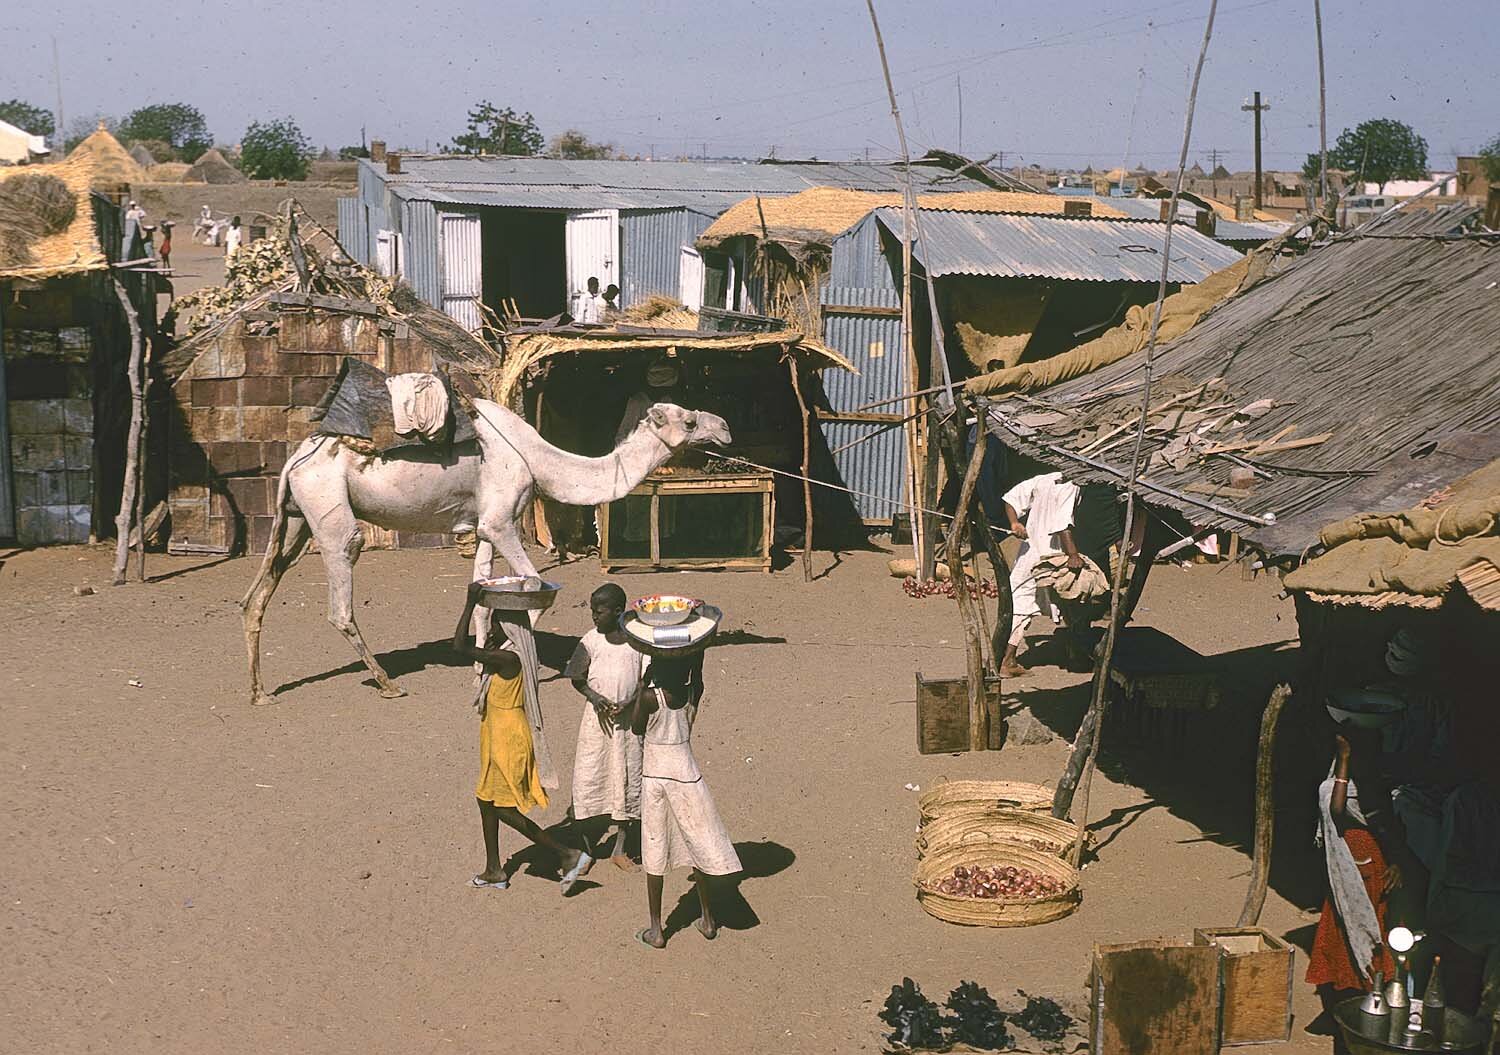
[453,581,592,892]
[622,605,741,949]
[565,583,647,871]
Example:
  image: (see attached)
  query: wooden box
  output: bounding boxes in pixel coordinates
[1091,940,1219,1055]
[916,674,1004,754]
[1193,927,1294,1045]
[598,470,773,573]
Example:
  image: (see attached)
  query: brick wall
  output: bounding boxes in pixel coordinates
[167,307,458,555]
[3,326,95,544]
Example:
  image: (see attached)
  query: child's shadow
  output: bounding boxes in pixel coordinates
[664,840,795,937]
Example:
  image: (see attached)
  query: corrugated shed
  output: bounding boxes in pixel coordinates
[828,215,901,290]
[979,208,1500,556]
[337,196,368,265]
[1107,197,1291,244]
[619,208,715,307]
[821,286,907,520]
[402,183,751,214]
[404,200,441,306]
[875,208,1244,282]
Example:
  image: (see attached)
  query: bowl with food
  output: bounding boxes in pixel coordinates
[631,594,701,627]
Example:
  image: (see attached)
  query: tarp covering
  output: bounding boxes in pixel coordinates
[943,276,1050,370]
[1286,458,1500,599]
[311,356,474,448]
[965,253,1258,395]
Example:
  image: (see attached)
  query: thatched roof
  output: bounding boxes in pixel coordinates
[977,205,1500,558]
[147,161,192,181]
[181,148,246,184]
[128,143,156,168]
[65,122,146,186]
[1286,456,1500,609]
[697,187,1126,255]
[491,315,855,405]
[0,153,108,280]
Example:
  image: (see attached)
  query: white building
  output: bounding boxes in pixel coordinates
[0,119,50,165]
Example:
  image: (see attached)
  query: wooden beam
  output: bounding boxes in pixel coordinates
[822,302,903,318]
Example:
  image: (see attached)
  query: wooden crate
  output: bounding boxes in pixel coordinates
[915,674,1004,754]
[1193,927,1294,1046]
[1091,940,1219,1055]
[598,471,773,572]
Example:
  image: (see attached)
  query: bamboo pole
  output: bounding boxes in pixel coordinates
[111,276,145,586]
[1238,683,1290,926]
[788,351,814,583]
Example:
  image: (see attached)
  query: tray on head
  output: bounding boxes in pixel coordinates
[622,604,722,655]
[632,594,702,627]
[475,576,560,611]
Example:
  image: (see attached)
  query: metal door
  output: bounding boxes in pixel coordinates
[374,229,398,277]
[440,211,483,333]
[678,246,704,311]
[565,209,618,313]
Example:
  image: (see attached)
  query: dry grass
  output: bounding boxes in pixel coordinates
[0,173,80,270]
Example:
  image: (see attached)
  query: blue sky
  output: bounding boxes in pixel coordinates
[5,0,1495,169]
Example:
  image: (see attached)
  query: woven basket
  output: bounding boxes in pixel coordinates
[915,810,1086,860]
[917,780,1052,827]
[914,841,1081,927]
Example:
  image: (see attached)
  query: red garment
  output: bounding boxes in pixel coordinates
[1306,827,1397,990]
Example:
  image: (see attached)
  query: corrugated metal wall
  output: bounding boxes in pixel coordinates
[440,210,483,331]
[820,285,907,521]
[403,201,441,307]
[337,197,368,265]
[828,214,901,290]
[619,208,714,307]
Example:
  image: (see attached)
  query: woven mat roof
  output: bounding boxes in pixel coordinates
[0,153,108,280]
[490,320,854,405]
[65,123,146,186]
[697,187,1126,251]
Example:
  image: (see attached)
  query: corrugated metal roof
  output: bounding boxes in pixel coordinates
[368,156,991,211]
[875,208,1245,283]
[1062,196,1290,244]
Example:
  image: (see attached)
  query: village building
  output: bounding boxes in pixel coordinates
[0,118,50,165]
[0,154,158,544]
[696,188,1245,525]
[336,152,996,331]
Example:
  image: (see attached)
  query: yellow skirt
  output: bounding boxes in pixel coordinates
[475,673,548,813]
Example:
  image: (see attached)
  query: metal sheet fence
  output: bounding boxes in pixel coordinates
[337,196,368,265]
[821,285,907,522]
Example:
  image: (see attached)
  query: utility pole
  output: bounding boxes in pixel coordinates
[1241,91,1270,208]
[956,74,963,156]
[1206,147,1225,197]
[51,36,64,159]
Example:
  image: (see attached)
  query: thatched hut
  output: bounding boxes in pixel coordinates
[64,122,146,191]
[180,149,246,185]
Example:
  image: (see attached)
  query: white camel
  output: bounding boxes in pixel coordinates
[241,400,731,705]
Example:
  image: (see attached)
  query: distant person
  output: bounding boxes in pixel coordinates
[998,471,1096,678]
[602,283,622,323]
[225,215,243,260]
[125,199,145,225]
[574,276,605,324]
[157,221,173,270]
[194,204,214,244]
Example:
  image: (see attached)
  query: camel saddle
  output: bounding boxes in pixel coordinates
[310,357,475,451]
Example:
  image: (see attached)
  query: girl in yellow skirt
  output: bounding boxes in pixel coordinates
[454,582,592,892]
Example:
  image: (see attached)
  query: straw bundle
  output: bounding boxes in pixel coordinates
[914,841,1081,927]
[0,173,79,270]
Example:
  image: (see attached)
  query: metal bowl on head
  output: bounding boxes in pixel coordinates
[476,575,560,611]
[632,594,700,627]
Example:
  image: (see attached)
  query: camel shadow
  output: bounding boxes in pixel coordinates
[148,555,237,583]
[663,839,796,937]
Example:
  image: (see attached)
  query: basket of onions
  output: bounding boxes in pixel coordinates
[917,779,1052,827]
[915,809,1087,861]
[914,842,1081,927]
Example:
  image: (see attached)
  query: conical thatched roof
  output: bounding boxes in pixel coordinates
[66,121,146,186]
[181,148,246,184]
[128,143,157,168]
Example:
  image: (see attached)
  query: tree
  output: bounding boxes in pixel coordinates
[1325,118,1428,191]
[338,144,371,161]
[240,118,313,180]
[1479,135,1500,183]
[446,102,543,156]
[549,129,614,160]
[0,99,55,137]
[118,103,213,162]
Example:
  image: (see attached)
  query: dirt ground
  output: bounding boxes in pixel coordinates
[1,542,1332,1054]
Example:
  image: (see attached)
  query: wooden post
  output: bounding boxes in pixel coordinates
[787,350,814,583]
[111,276,144,586]
[940,409,989,751]
[134,304,153,581]
[1238,683,1290,927]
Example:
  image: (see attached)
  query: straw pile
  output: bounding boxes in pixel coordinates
[621,294,697,329]
[0,155,106,279]
[0,173,78,270]
[65,122,147,186]
[181,148,246,184]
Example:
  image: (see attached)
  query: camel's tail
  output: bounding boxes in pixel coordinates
[239,438,314,608]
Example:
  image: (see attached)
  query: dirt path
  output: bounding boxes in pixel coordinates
[0,544,1327,1053]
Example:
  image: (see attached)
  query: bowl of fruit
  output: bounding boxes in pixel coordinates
[632,594,701,627]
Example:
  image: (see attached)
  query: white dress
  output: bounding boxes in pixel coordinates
[1002,472,1081,648]
[564,629,646,821]
[641,688,741,876]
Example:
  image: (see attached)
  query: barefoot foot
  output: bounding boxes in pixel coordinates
[610,853,639,873]
[634,926,667,949]
[997,662,1031,679]
[695,917,719,941]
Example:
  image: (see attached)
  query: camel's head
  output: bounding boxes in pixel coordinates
[642,403,733,450]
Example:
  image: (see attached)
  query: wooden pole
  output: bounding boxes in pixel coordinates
[1238,683,1290,927]
[788,350,814,583]
[111,276,145,586]
[940,407,989,750]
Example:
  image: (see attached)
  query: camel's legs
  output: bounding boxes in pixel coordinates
[482,520,544,627]
[242,514,313,705]
[469,538,495,645]
[312,508,406,699]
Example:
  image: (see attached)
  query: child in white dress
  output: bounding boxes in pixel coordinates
[565,583,646,870]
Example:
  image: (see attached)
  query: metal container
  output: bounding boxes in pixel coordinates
[475,577,559,611]
[631,594,701,627]
[1333,997,1487,1055]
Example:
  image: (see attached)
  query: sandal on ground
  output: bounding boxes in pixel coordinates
[634,927,665,950]
[470,874,509,890]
